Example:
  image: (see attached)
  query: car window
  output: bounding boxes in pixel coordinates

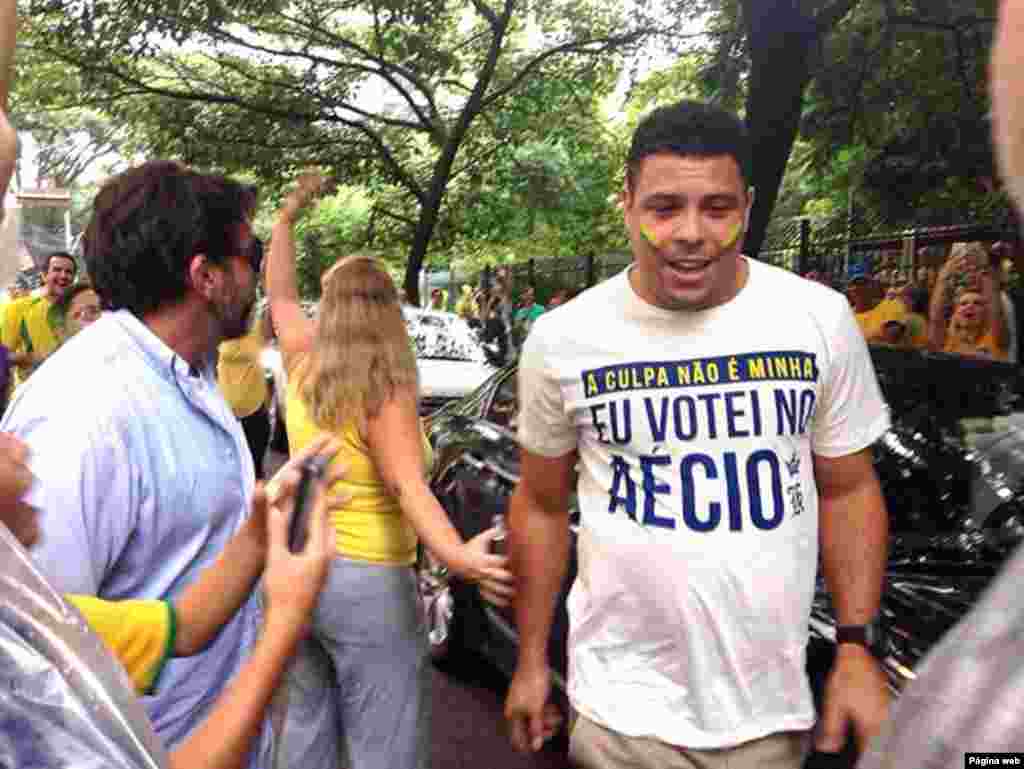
[485,371,518,429]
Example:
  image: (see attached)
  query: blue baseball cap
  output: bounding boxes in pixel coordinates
[846,262,871,283]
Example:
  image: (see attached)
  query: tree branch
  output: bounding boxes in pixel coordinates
[41,50,428,203]
[197,51,429,133]
[815,0,860,35]
[374,206,418,227]
[479,29,651,111]
[469,0,499,28]
[264,10,443,134]
[886,14,955,31]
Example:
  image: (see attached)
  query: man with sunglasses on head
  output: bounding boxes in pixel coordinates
[1,160,275,769]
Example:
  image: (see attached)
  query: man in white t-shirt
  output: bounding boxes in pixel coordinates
[504,100,893,769]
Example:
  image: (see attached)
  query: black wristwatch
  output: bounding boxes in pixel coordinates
[836,619,886,657]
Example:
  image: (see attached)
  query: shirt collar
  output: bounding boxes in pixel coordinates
[108,309,214,386]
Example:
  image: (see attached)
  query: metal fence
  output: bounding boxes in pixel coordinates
[435,200,1020,305]
[759,197,1019,283]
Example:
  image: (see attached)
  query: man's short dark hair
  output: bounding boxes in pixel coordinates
[45,251,77,273]
[83,160,257,317]
[626,100,752,191]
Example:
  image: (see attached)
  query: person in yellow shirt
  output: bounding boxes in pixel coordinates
[1,251,77,385]
[939,287,1009,360]
[266,171,517,769]
[218,301,272,477]
[895,284,931,350]
[847,262,911,345]
[928,242,1010,360]
[0,429,346,769]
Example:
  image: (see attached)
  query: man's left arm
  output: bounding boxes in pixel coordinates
[813,448,891,754]
[810,294,894,755]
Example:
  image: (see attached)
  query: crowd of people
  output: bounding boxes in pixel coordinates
[2,0,1024,768]
[802,240,1023,363]
[427,269,574,365]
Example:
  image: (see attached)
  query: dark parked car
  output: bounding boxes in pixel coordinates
[418,345,1024,749]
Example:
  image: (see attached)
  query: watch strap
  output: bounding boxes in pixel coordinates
[836,625,870,646]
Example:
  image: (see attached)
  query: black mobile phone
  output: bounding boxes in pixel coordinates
[288,454,331,553]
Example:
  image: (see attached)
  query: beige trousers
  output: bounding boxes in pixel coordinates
[569,712,810,769]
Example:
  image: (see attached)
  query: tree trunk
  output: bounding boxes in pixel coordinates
[404,175,446,307]
[740,0,816,259]
[404,3,513,307]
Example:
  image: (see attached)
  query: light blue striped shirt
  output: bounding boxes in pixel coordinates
[1,309,271,769]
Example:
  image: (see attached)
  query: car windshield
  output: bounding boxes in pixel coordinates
[403,308,487,363]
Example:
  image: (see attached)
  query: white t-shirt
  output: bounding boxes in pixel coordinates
[517,259,890,749]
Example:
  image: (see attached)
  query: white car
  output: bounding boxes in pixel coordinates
[261,305,498,451]
[402,306,500,413]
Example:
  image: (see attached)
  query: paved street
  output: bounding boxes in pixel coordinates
[430,655,572,769]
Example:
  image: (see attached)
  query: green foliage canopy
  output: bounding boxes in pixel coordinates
[21,0,650,302]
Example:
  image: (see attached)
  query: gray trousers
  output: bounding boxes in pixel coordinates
[273,557,431,769]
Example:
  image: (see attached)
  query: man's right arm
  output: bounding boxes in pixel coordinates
[504,314,577,752]
[508,450,575,673]
[505,448,576,752]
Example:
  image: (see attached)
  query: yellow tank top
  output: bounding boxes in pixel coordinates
[943,327,1008,361]
[285,370,432,565]
[217,315,269,418]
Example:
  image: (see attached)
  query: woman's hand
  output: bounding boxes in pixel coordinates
[456,527,516,607]
[280,171,328,221]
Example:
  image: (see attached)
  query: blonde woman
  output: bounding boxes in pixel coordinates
[941,286,1009,360]
[928,241,1009,359]
[266,173,515,769]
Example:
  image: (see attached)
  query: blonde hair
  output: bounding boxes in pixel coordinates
[948,241,990,267]
[298,255,418,432]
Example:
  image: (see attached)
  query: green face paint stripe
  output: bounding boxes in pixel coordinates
[19,317,32,354]
[641,224,659,247]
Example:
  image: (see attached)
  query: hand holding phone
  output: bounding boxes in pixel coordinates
[288,454,332,553]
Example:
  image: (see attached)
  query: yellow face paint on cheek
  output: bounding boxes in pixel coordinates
[722,220,743,250]
[640,224,660,248]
